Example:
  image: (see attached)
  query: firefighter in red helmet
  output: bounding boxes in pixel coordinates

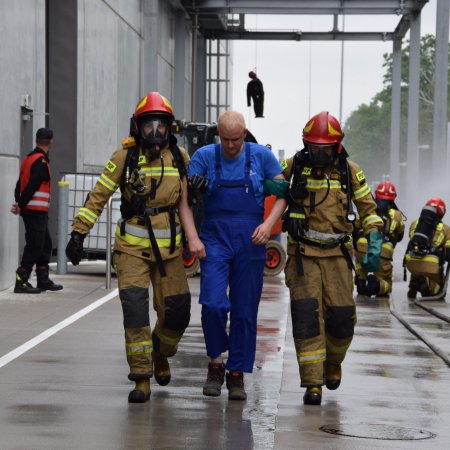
[405,197,450,299]
[281,111,383,405]
[355,181,405,297]
[66,92,205,402]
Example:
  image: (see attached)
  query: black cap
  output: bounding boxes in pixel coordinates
[36,127,53,140]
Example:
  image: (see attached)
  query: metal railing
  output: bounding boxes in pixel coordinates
[57,172,121,289]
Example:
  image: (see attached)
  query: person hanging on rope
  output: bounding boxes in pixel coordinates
[247,71,264,118]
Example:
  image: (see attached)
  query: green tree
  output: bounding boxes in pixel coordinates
[343,34,449,183]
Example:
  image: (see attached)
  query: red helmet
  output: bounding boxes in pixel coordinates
[303,111,344,146]
[303,111,344,167]
[375,181,397,201]
[134,92,174,126]
[426,197,446,218]
[133,92,174,156]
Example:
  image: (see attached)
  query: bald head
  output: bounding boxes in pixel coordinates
[217,110,246,134]
[217,110,248,159]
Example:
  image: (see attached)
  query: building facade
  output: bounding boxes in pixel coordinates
[0,0,231,291]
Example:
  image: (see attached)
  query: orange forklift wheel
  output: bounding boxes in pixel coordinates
[264,240,286,277]
[182,244,200,277]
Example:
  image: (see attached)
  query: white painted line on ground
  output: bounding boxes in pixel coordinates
[0,289,118,369]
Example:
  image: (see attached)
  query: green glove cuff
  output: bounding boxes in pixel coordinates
[263,179,289,198]
[361,231,382,272]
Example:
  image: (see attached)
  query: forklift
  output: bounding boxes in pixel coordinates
[173,120,286,277]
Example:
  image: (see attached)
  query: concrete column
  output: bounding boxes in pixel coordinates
[390,39,402,189]
[141,0,159,93]
[196,37,207,123]
[432,0,450,178]
[406,13,421,210]
[174,10,187,120]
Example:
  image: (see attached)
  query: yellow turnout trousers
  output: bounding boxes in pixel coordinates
[285,254,356,387]
[113,252,190,381]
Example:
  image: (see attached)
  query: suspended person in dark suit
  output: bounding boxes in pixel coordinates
[247,71,264,118]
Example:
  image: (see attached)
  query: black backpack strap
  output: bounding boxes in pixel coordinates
[339,155,356,222]
[169,136,187,180]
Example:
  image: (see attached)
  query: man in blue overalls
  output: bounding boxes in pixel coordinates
[188,110,287,400]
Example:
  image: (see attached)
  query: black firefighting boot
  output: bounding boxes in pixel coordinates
[355,276,366,295]
[36,265,63,291]
[365,274,380,297]
[303,386,322,405]
[407,277,419,299]
[325,362,342,390]
[419,277,431,297]
[14,267,41,294]
[203,362,225,397]
[226,371,247,401]
[152,351,171,386]
[128,379,151,403]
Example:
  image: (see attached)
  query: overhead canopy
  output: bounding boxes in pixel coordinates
[178,0,429,41]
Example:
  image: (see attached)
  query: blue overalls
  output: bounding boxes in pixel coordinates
[199,143,266,373]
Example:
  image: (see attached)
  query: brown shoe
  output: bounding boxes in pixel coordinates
[226,371,247,401]
[325,362,342,390]
[203,362,225,396]
[153,351,171,386]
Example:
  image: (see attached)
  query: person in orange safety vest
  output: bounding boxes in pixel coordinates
[11,128,63,294]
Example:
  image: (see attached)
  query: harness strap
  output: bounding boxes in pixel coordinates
[120,220,126,236]
[339,240,355,272]
[143,211,166,277]
[295,245,304,276]
[169,208,176,254]
[298,235,355,274]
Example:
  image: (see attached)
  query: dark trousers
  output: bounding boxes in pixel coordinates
[252,95,264,117]
[20,212,52,272]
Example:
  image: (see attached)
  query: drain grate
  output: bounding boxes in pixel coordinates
[320,423,435,440]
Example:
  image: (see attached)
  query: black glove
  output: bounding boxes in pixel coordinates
[65,231,86,265]
[188,174,209,194]
[282,204,308,241]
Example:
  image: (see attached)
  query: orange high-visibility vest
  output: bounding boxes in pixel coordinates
[19,153,51,212]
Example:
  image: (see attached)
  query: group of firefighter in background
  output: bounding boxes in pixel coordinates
[16,90,450,407]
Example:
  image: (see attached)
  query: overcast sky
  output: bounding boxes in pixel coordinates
[231,0,440,158]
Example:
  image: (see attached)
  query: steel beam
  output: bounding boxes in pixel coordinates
[181,0,428,15]
[202,30,394,41]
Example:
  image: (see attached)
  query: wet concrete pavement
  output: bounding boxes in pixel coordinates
[0,261,449,449]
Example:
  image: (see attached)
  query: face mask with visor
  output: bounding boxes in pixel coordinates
[305,142,337,168]
[138,115,170,157]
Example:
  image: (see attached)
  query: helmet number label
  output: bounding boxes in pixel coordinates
[105,160,117,173]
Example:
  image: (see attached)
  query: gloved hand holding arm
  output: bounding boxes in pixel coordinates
[361,231,382,272]
[282,203,308,241]
[263,179,289,198]
[188,174,209,194]
[65,231,86,266]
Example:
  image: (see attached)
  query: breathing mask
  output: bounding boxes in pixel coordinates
[138,115,170,158]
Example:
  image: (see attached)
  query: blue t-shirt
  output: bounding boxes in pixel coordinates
[187,142,282,208]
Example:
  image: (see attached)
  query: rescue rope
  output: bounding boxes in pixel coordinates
[388,295,450,368]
